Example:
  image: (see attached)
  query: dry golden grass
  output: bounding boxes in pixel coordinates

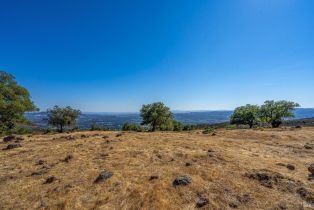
[0,128,314,210]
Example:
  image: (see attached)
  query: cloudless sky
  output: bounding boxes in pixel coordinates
[1,0,313,112]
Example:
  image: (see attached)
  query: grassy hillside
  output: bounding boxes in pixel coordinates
[0,128,313,209]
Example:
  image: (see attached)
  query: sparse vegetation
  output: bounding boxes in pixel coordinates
[0,2,312,207]
[1,128,313,209]
[47,106,81,133]
[122,122,144,132]
[0,71,37,135]
[89,122,112,131]
[0,72,312,209]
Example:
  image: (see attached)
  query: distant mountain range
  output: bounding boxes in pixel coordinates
[25,108,314,130]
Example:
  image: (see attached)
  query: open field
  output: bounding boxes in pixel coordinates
[0,128,314,210]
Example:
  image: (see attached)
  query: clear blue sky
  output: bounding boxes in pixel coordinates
[1,0,313,112]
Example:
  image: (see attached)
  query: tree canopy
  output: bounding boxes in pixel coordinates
[259,100,300,128]
[140,102,173,131]
[230,104,259,128]
[230,100,300,128]
[0,71,37,134]
[47,106,81,132]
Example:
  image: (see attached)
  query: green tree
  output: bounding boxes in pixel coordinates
[0,71,37,134]
[140,102,173,131]
[259,100,300,128]
[230,104,260,128]
[47,106,81,132]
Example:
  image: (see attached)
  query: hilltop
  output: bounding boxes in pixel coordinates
[0,128,313,209]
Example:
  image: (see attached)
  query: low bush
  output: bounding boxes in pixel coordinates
[202,127,215,135]
[2,126,33,135]
[182,124,196,131]
[44,128,54,134]
[173,120,184,131]
[90,123,112,131]
[122,122,144,132]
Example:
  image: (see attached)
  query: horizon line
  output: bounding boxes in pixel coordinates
[26,107,314,114]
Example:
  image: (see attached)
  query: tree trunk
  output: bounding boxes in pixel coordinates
[151,120,157,132]
[152,123,156,132]
[60,124,63,133]
[271,120,281,128]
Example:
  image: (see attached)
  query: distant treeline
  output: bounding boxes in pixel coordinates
[0,71,305,135]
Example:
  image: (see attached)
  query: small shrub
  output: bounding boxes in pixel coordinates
[122,122,143,132]
[4,126,33,135]
[44,128,54,134]
[173,120,183,131]
[183,124,195,131]
[226,124,237,129]
[90,123,111,131]
[202,127,215,135]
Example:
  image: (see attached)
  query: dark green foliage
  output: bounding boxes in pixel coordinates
[159,118,174,131]
[230,100,300,129]
[182,124,195,131]
[140,102,174,131]
[230,104,259,128]
[0,71,37,134]
[173,120,184,131]
[259,100,300,128]
[47,106,81,133]
[4,126,33,135]
[122,122,144,132]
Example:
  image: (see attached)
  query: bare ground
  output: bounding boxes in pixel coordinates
[0,127,313,210]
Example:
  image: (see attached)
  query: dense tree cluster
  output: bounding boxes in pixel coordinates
[230,100,300,128]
